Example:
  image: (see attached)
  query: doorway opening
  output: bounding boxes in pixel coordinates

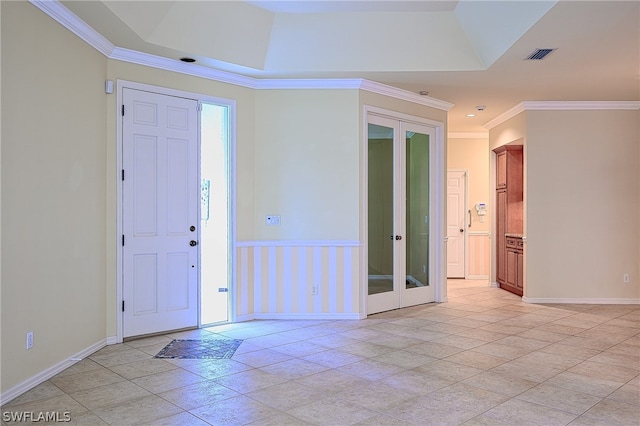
[200,103,230,326]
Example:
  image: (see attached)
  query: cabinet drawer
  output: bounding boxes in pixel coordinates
[506,237,523,250]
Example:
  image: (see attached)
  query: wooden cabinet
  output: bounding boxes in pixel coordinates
[506,236,524,294]
[494,145,523,296]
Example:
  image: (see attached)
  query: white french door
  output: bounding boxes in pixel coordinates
[122,88,199,338]
[367,114,436,314]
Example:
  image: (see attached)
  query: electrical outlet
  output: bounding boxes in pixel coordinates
[265,215,281,226]
[623,274,630,283]
[312,285,318,295]
[26,331,33,350]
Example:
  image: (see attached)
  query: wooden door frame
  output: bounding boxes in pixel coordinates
[115,80,237,343]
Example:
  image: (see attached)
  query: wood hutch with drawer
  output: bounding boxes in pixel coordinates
[494,145,524,296]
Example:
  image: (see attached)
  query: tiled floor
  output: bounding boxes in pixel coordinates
[2,280,639,425]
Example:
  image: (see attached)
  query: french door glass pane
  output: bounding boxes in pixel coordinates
[406,131,429,289]
[368,123,394,295]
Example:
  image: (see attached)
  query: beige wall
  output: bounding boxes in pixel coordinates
[448,137,491,233]
[526,110,639,301]
[253,89,360,240]
[1,1,108,392]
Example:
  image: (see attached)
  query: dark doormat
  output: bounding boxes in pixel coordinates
[155,338,243,359]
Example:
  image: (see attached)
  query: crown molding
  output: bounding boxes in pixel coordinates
[110,48,258,89]
[485,100,640,130]
[360,80,455,111]
[30,0,115,57]
[30,0,454,111]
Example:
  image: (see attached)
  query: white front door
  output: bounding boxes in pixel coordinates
[122,88,199,338]
[447,170,466,278]
[367,115,436,314]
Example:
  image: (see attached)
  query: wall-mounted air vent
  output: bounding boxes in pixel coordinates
[525,48,556,60]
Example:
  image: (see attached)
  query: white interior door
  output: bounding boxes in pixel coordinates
[447,170,466,278]
[367,115,435,314]
[122,88,199,338]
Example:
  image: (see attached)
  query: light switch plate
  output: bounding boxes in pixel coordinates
[266,215,281,226]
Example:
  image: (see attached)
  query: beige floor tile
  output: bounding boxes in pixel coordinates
[581,398,640,425]
[454,328,509,343]
[538,342,602,360]
[2,381,65,406]
[175,358,252,379]
[131,368,207,394]
[301,349,365,368]
[371,349,437,369]
[232,347,294,368]
[353,414,414,425]
[92,394,182,425]
[63,411,109,425]
[546,371,626,398]
[243,333,299,348]
[212,368,288,393]
[338,341,397,358]
[306,333,360,348]
[139,411,210,425]
[334,380,420,411]
[470,342,532,360]
[568,360,639,383]
[379,369,453,395]
[259,358,329,380]
[246,412,315,425]
[245,381,324,411]
[49,368,126,394]
[606,382,640,406]
[156,380,239,410]
[51,359,105,378]
[108,358,178,380]
[270,340,328,357]
[445,350,508,370]
[123,335,173,349]
[431,335,487,350]
[190,394,281,426]
[286,395,377,426]
[414,359,485,382]
[492,335,550,351]
[336,358,406,381]
[403,341,464,358]
[89,348,152,368]
[1,394,88,420]
[516,383,602,415]
[477,398,577,425]
[461,371,538,397]
[489,358,566,383]
[293,369,370,393]
[69,381,152,411]
[587,350,640,370]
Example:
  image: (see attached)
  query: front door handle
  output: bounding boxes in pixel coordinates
[395,235,402,240]
[190,240,198,247]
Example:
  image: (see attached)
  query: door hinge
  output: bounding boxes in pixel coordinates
[122,300,125,312]
[121,105,125,116]
[122,169,125,181]
[122,235,125,246]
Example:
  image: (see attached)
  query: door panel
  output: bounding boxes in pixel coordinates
[447,171,466,278]
[123,88,199,338]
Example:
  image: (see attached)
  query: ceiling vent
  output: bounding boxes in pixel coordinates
[525,48,556,60]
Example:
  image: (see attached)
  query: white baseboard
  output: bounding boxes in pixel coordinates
[523,296,640,305]
[106,336,119,345]
[0,339,107,405]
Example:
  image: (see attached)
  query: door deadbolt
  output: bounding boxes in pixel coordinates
[190,240,198,247]
[460,228,464,233]
[190,225,196,232]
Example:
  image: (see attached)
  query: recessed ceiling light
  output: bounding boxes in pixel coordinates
[466,114,476,117]
[180,57,196,63]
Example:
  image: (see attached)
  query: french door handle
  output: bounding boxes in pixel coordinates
[395,235,402,240]
[190,240,198,247]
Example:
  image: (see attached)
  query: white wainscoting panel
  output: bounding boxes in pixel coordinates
[467,232,491,279]
[236,241,361,320]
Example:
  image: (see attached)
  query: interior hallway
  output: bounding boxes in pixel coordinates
[2,280,638,425]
